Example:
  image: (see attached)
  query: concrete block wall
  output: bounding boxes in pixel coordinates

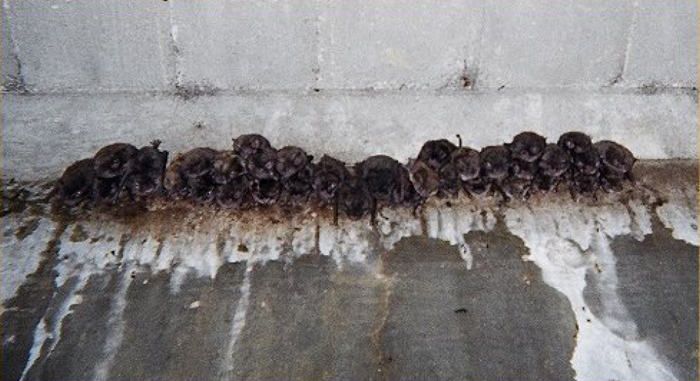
[477,0,633,88]
[3,0,172,92]
[172,0,318,90]
[625,1,698,86]
[3,0,696,92]
[1,0,697,180]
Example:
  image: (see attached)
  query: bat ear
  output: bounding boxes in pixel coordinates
[307,155,314,162]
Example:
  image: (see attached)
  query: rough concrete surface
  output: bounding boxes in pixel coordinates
[171,0,318,90]
[2,89,697,183]
[477,0,633,88]
[5,0,171,92]
[0,161,697,381]
[379,234,577,381]
[1,5,21,92]
[623,1,698,87]
[1,0,697,380]
[1,0,696,91]
[316,0,483,89]
[606,222,699,381]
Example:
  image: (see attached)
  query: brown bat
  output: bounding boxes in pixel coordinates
[54,158,96,207]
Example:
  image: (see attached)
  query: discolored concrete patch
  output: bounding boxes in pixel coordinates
[105,263,246,381]
[1,222,67,381]
[163,263,246,380]
[15,218,40,241]
[15,273,82,381]
[32,272,118,381]
[68,224,89,243]
[378,229,577,381]
[227,254,385,381]
[608,219,698,381]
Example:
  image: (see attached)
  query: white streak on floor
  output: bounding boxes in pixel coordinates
[165,232,196,294]
[505,202,678,381]
[43,279,87,357]
[626,199,653,241]
[375,207,422,251]
[459,244,473,270]
[92,264,135,381]
[289,214,318,262]
[228,218,287,266]
[186,226,223,279]
[1,217,57,302]
[20,276,86,381]
[57,221,123,287]
[656,189,698,246]
[319,218,375,268]
[589,230,640,340]
[221,261,253,378]
[425,206,440,239]
[17,220,129,380]
[19,319,49,381]
[424,201,495,269]
[120,225,160,267]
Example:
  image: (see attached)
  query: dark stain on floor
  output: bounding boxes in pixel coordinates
[610,218,698,381]
[68,224,89,243]
[228,255,335,381]
[378,226,577,381]
[1,222,68,381]
[35,271,118,381]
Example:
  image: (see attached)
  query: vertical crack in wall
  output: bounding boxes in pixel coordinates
[466,7,488,90]
[311,0,322,91]
[162,0,220,102]
[154,0,171,90]
[610,0,639,87]
[166,0,183,88]
[2,0,27,93]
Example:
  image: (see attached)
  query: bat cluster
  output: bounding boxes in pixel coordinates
[54,132,636,223]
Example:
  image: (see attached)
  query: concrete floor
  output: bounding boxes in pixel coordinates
[1,160,697,381]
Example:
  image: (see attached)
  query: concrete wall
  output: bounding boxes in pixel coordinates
[1,0,698,181]
[1,3,698,380]
[3,0,697,92]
